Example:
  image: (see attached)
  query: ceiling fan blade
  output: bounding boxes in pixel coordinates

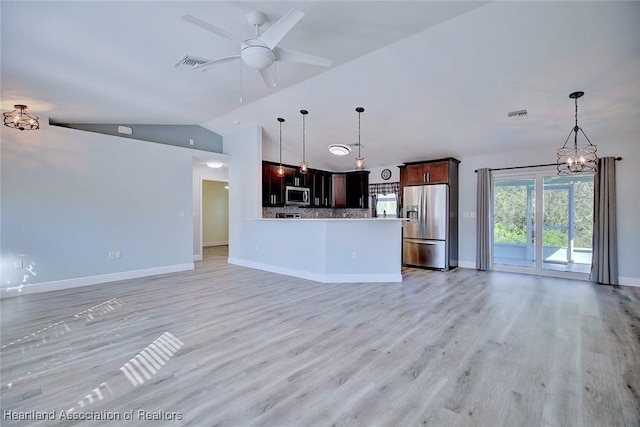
[274,47,332,67]
[258,8,304,50]
[259,67,276,88]
[181,15,244,46]
[193,55,241,71]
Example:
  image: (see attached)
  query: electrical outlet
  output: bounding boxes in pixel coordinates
[14,260,23,270]
[115,251,121,259]
[108,251,115,260]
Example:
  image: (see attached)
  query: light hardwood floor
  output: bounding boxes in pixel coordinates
[1,246,639,426]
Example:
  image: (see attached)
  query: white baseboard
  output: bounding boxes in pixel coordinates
[228,258,402,284]
[204,241,228,247]
[0,263,194,299]
[458,260,476,269]
[619,276,640,288]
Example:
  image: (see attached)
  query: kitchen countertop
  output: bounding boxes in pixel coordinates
[254,217,406,221]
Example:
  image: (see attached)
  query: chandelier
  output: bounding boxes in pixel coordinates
[557,91,597,174]
[3,105,40,131]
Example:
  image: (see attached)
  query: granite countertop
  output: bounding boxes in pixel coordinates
[254,217,406,221]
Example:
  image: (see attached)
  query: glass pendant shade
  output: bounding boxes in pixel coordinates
[276,165,285,177]
[299,161,308,174]
[355,156,365,170]
[557,92,598,175]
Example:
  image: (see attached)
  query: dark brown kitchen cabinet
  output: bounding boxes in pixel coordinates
[345,171,370,208]
[402,160,450,185]
[284,167,309,188]
[311,169,332,207]
[262,162,285,206]
[332,174,346,207]
[400,158,460,188]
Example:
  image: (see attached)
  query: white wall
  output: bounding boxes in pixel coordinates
[368,165,401,185]
[222,125,262,261]
[1,122,213,296]
[456,138,639,286]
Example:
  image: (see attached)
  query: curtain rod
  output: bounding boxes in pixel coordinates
[474,157,622,173]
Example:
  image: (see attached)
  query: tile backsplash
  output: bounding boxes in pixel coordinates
[263,207,372,219]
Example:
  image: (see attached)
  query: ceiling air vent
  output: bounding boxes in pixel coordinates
[507,109,528,119]
[173,55,210,68]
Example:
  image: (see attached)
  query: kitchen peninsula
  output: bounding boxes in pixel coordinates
[229,217,403,284]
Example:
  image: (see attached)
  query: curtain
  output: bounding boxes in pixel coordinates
[590,157,618,284]
[369,182,400,218]
[476,168,493,270]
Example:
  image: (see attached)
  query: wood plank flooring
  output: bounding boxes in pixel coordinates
[1,246,639,426]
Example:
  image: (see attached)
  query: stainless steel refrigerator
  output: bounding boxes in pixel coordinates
[402,184,457,270]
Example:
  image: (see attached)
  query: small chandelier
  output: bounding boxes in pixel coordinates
[355,107,365,170]
[299,109,309,174]
[557,91,597,175]
[276,117,286,177]
[3,104,40,131]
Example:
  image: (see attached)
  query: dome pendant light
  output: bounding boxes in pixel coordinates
[299,109,309,174]
[276,117,286,177]
[557,91,598,175]
[355,107,365,170]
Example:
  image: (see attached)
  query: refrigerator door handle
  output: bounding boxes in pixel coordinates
[421,185,427,238]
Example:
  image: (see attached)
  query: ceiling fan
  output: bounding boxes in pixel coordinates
[177,8,333,88]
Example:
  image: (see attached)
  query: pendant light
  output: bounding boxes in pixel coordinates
[276,117,285,177]
[355,107,365,170]
[299,109,309,174]
[557,91,597,175]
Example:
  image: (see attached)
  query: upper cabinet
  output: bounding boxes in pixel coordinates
[333,171,369,208]
[400,158,460,187]
[263,161,369,208]
[262,162,287,206]
[311,169,333,207]
[345,171,370,208]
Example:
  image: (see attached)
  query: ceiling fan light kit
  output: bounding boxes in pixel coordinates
[557,91,598,175]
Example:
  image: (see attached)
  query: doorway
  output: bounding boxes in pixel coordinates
[492,168,594,277]
[201,180,229,255]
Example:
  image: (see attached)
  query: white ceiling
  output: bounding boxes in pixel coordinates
[2,1,639,171]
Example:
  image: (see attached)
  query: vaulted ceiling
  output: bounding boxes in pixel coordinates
[2,1,639,171]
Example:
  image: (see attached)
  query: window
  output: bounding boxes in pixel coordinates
[375,193,397,218]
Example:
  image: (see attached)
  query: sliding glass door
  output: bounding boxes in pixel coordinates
[492,168,593,277]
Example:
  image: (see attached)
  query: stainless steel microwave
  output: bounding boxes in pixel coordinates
[285,186,310,206]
